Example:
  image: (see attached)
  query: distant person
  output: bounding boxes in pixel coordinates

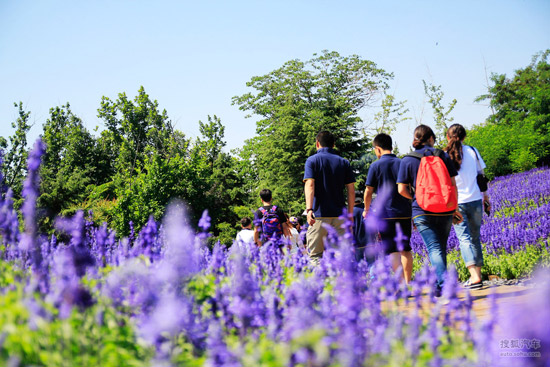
[446,123,491,289]
[397,125,462,297]
[352,195,371,263]
[288,216,304,253]
[364,133,413,282]
[303,130,355,264]
[235,217,255,245]
[254,189,290,247]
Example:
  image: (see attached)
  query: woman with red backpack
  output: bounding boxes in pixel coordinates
[445,123,491,289]
[397,125,463,297]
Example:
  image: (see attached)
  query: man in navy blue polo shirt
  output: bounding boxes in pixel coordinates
[303,131,355,264]
[364,133,413,283]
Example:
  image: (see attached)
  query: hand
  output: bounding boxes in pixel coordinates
[362,209,368,219]
[307,210,316,225]
[452,211,463,224]
[484,198,492,214]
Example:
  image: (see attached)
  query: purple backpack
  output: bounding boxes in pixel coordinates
[259,205,283,240]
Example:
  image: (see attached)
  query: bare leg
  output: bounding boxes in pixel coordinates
[400,251,413,284]
[389,252,402,278]
[468,265,482,283]
[475,266,483,282]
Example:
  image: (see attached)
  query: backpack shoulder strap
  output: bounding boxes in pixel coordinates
[270,205,277,213]
[259,207,267,215]
[433,148,444,158]
[406,152,424,160]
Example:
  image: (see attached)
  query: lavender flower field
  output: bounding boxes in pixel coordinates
[0,140,549,367]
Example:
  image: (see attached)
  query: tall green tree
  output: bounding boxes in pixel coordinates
[97,86,179,177]
[2,102,32,204]
[469,49,550,177]
[233,50,392,213]
[38,104,105,228]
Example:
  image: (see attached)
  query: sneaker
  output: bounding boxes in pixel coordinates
[463,279,483,290]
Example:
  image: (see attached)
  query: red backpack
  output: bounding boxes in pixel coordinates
[407,149,458,213]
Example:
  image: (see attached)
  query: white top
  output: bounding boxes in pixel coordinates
[289,227,302,247]
[235,229,255,244]
[455,144,486,204]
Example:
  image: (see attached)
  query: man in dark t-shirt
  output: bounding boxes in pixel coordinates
[253,189,290,246]
[303,131,355,264]
[364,134,413,283]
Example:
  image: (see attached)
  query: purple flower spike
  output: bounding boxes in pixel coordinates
[199,209,211,232]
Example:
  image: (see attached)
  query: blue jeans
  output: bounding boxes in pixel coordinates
[454,200,483,267]
[413,215,453,292]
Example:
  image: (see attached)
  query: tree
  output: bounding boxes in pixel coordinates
[373,93,410,136]
[233,51,392,213]
[2,102,32,204]
[38,104,103,229]
[97,86,179,177]
[423,81,457,146]
[469,49,550,177]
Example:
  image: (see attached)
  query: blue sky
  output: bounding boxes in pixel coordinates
[1,0,549,153]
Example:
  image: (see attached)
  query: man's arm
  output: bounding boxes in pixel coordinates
[346,182,355,219]
[304,179,315,225]
[363,186,374,218]
[253,226,261,246]
[398,183,413,200]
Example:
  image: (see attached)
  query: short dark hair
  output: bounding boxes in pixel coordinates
[316,130,335,148]
[373,133,393,151]
[240,217,251,227]
[259,189,272,202]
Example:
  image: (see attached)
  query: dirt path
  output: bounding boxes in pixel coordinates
[463,284,536,320]
[384,283,539,323]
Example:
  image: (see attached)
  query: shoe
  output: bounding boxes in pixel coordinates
[462,279,483,290]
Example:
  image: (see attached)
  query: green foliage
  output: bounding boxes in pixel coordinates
[373,93,411,136]
[422,81,457,147]
[39,103,110,231]
[97,86,182,177]
[233,50,392,214]
[469,49,550,177]
[414,240,550,282]
[2,102,32,205]
[0,280,152,366]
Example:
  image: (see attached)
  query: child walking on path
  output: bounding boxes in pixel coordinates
[364,133,413,283]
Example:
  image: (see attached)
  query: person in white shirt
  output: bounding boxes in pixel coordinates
[446,124,491,289]
[235,217,255,245]
[288,216,304,254]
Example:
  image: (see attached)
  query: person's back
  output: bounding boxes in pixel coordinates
[364,134,412,281]
[253,189,289,246]
[446,123,490,290]
[455,145,484,203]
[303,131,355,264]
[366,154,411,219]
[397,125,461,296]
[304,149,354,216]
[235,217,255,245]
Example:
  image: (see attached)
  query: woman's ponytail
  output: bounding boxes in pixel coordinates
[445,124,466,170]
[412,125,436,149]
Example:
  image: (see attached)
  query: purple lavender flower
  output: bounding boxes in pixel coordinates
[204,321,240,367]
[19,139,46,263]
[198,209,211,232]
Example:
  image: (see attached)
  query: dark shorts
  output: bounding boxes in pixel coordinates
[379,218,412,255]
